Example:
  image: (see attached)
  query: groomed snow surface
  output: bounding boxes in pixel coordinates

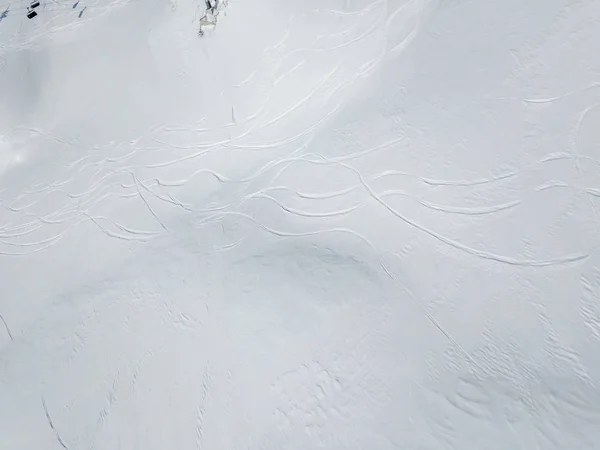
[1,0,600,448]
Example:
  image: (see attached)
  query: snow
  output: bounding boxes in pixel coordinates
[1,0,600,448]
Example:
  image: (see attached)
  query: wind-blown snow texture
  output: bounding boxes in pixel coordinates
[1,0,600,448]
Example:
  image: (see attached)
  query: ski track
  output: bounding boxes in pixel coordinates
[2,116,599,262]
[2,113,599,261]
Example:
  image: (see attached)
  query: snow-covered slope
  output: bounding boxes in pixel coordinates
[1,0,600,448]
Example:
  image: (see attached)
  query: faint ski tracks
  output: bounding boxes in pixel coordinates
[339,160,590,267]
[194,364,211,450]
[186,150,594,267]
[0,311,14,342]
[4,96,600,262]
[42,397,70,450]
[2,128,599,260]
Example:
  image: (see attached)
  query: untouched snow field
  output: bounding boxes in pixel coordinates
[2,0,600,448]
